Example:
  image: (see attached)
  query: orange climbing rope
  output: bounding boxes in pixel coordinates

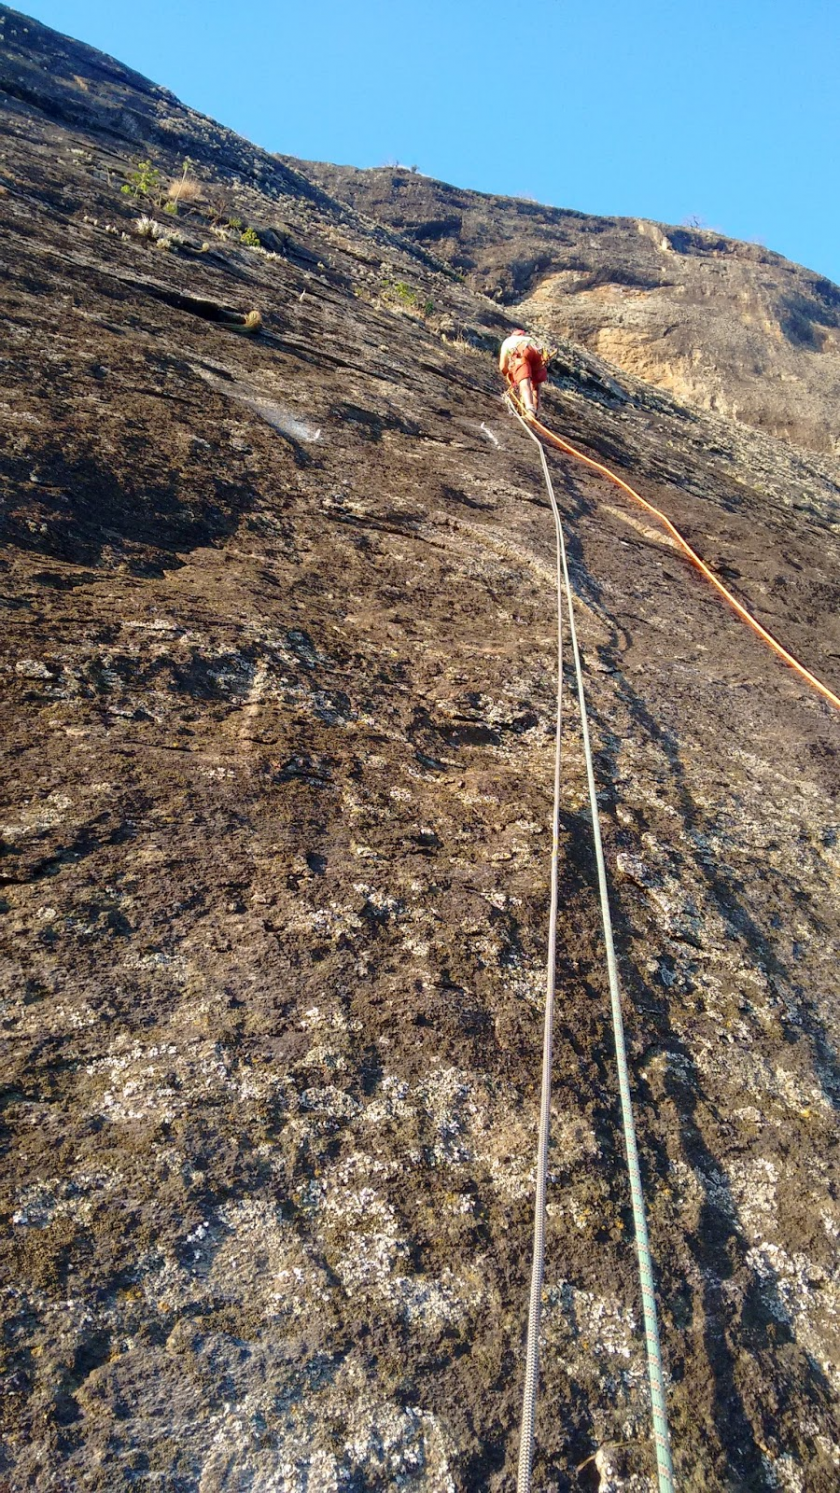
[510,395,840,714]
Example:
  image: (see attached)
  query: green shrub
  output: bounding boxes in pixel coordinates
[241,226,261,248]
[393,280,419,305]
[381,280,433,317]
[121,159,162,202]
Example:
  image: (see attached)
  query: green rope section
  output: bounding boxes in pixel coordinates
[514,412,565,1493]
[512,401,676,1493]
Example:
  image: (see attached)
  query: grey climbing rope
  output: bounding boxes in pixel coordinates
[514,406,565,1493]
[510,400,676,1493]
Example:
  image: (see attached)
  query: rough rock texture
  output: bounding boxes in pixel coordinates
[1,7,840,1492]
[303,164,840,458]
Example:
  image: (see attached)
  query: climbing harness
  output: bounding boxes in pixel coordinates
[522,405,840,714]
[508,396,676,1493]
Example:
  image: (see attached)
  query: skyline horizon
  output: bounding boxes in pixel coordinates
[15,0,840,288]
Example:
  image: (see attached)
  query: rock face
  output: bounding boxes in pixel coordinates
[304,163,840,458]
[1,7,839,1491]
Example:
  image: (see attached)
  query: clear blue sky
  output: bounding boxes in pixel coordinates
[21,0,840,285]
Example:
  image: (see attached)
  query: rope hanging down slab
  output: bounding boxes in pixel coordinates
[510,400,676,1493]
[524,408,840,714]
[514,409,566,1493]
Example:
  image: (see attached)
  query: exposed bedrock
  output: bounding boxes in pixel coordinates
[1,7,839,1491]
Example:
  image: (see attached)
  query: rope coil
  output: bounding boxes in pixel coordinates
[510,398,676,1493]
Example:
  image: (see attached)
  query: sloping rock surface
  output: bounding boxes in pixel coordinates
[304,163,840,458]
[1,7,840,1491]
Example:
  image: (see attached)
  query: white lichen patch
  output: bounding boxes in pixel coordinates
[290,901,365,943]
[84,1038,231,1124]
[197,1393,457,1493]
[337,1401,456,1492]
[359,1066,538,1207]
[0,788,73,840]
[12,995,99,1038]
[321,1170,407,1295]
[359,1074,413,1125]
[765,1452,806,1492]
[413,1067,474,1167]
[198,1200,335,1325]
[727,1157,779,1237]
[692,1039,831,1116]
[665,1159,706,1219]
[299,1086,361,1121]
[12,1165,123,1228]
[13,658,57,680]
[745,1242,840,1393]
[502,961,546,1008]
[12,1182,57,1228]
[391,1267,483,1335]
[538,1279,650,1446]
[542,1279,641,1365]
[122,949,189,978]
[298,1004,348,1034]
[334,1228,410,1294]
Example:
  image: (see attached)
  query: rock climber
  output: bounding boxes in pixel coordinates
[499,329,548,416]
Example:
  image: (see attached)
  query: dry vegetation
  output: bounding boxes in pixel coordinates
[166,173,202,207]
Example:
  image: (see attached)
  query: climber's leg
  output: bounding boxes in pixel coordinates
[517,375,536,414]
